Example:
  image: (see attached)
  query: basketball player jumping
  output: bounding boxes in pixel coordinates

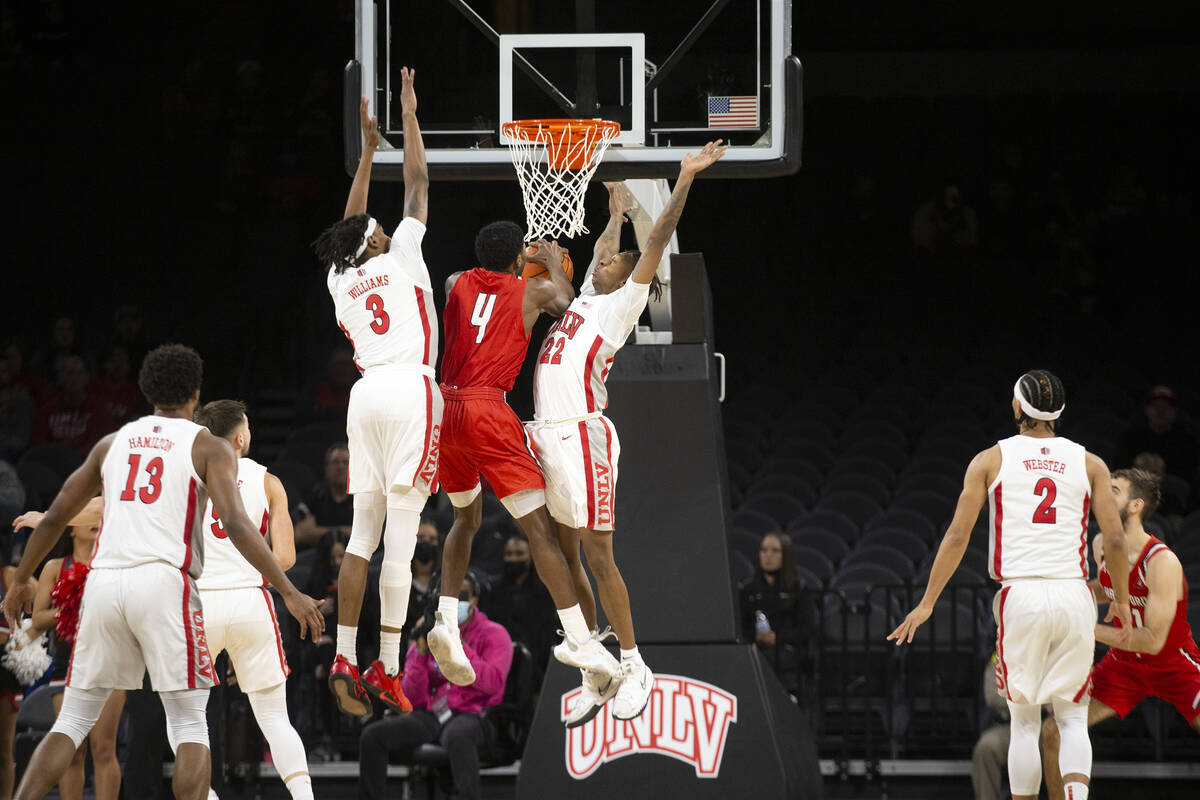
[0,344,323,800]
[1042,468,1200,799]
[527,144,728,726]
[311,67,442,715]
[888,370,1132,800]
[427,225,619,687]
[192,400,312,800]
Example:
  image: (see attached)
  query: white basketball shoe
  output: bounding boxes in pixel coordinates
[553,631,620,681]
[564,668,622,728]
[612,657,654,720]
[427,612,476,686]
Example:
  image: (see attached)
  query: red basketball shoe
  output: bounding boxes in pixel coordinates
[328,655,371,716]
[361,660,414,712]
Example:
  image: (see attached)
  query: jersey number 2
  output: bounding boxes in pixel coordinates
[539,336,565,365]
[471,293,498,344]
[365,293,390,334]
[119,454,164,504]
[1032,477,1057,524]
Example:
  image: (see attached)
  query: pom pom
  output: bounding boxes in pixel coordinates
[2,620,53,685]
[51,561,90,643]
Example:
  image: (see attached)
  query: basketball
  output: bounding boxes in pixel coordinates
[522,243,574,281]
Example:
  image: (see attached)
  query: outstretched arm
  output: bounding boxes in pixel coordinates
[265,473,296,571]
[630,140,727,286]
[344,95,380,220]
[399,67,429,225]
[12,495,103,532]
[522,240,575,332]
[888,446,995,645]
[585,183,635,281]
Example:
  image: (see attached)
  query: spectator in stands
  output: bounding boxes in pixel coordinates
[31,316,93,380]
[738,531,802,696]
[294,444,353,548]
[106,304,149,371]
[90,345,141,425]
[911,182,979,257]
[358,572,512,800]
[3,342,47,407]
[0,460,23,519]
[1133,452,1166,479]
[299,346,357,424]
[479,533,557,690]
[30,355,115,456]
[0,357,34,461]
[408,518,441,629]
[1117,386,1198,482]
[972,652,1011,800]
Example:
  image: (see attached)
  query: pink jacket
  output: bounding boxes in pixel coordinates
[402,610,513,715]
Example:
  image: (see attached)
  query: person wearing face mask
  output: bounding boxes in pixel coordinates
[358,571,512,800]
[479,534,558,690]
[402,519,441,654]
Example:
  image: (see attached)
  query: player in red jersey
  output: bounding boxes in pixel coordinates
[427,223,620,687]
[1042,468,1200,799]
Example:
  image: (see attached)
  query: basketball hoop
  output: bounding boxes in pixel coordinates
[502,118,620,240]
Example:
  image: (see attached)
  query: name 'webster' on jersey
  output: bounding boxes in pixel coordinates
[327,217,438,372]
[91,415,209,581]
[988,434,1091,581]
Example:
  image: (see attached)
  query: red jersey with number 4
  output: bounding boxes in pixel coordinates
[326,217,438,373]
[987,435,1091,582]
[91,415,208,580]
[441,268,529,392]
[1099,535,1199,665]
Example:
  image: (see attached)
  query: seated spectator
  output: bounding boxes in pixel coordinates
[406,518,441,643]
[90,345,141,424]
[1133,452,1166,478]
[738,531,803,696]
[1117,386,1198,482]
[359,572,512,800]
[0,460,23,519]
[912,182,979,257]
[3,342,48,407]
[479,533,557,690]
[106,304,149,372]
[0,357,34,461]
[32,316,94,380]
[299,346,358,424]
[972,652,1011,800]
[294,444,353,549]
[30,355,115,456]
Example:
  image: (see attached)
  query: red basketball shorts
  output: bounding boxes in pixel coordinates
[438,386,545,505]
[1090,645,1200,723]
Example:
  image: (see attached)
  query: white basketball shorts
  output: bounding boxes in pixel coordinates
[525,415,620,531]
[347,368,443,496]
[201,586,290,693]
[993,578,1096,706]
[68,563,216,692]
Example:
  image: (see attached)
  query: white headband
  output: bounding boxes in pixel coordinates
[354,218,378,259]
[1014,378,1065,421]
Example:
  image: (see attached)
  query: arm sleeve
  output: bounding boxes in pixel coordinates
[386,217,431,287]
[597,280,650,342]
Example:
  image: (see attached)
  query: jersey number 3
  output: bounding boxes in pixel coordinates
[471,293,498,344]
[1032,477,1057,524]
[365,293,390,334]
[119,454,164,504]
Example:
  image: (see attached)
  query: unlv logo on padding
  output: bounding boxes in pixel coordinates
[561,674,737,779]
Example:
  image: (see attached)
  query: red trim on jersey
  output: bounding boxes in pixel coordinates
[996,585,1012,700]
[579,420,596,529]
[338,322,363,373]
[992,484,1004,580]
[181,570,196,689]
[1071,669,1092,703]
[180,478,198,574]
[1079,493,1090,579]
[261,587,290,676]
[414,286,433,367]
[411,375,435,487]
[583,336,603,413]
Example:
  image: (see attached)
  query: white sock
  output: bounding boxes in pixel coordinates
[380,630,402,676]
[1064,782,1089,800]
[620,647,639,661]
[336,625,357,662]
[438,596,459,632]
[558,605,591,646]
[284,775,314,800]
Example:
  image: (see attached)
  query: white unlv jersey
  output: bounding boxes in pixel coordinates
[987,434,1091,582]
[197,457,269,591]
[532,277,650,421]
[92,416,208,580]
[327,217,438,374]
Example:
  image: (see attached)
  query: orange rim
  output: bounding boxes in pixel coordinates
[502,118,620,170]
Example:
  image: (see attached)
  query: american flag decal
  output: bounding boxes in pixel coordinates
[1041,447,1050,455]
[707,95,758,128]
[153,425,161,433]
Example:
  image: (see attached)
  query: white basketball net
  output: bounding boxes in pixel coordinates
[502,120,619,240]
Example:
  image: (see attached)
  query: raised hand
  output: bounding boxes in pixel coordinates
[604,181,637,220]
[680,139,728,177]
[359,95,380,150]
[525,239,565,269]
[400,66,417,116]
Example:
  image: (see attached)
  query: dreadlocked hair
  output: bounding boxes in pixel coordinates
[618,250,664,301]
[139,344,203,409]
[312,214,370,274]
[1016,369,1066,431]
